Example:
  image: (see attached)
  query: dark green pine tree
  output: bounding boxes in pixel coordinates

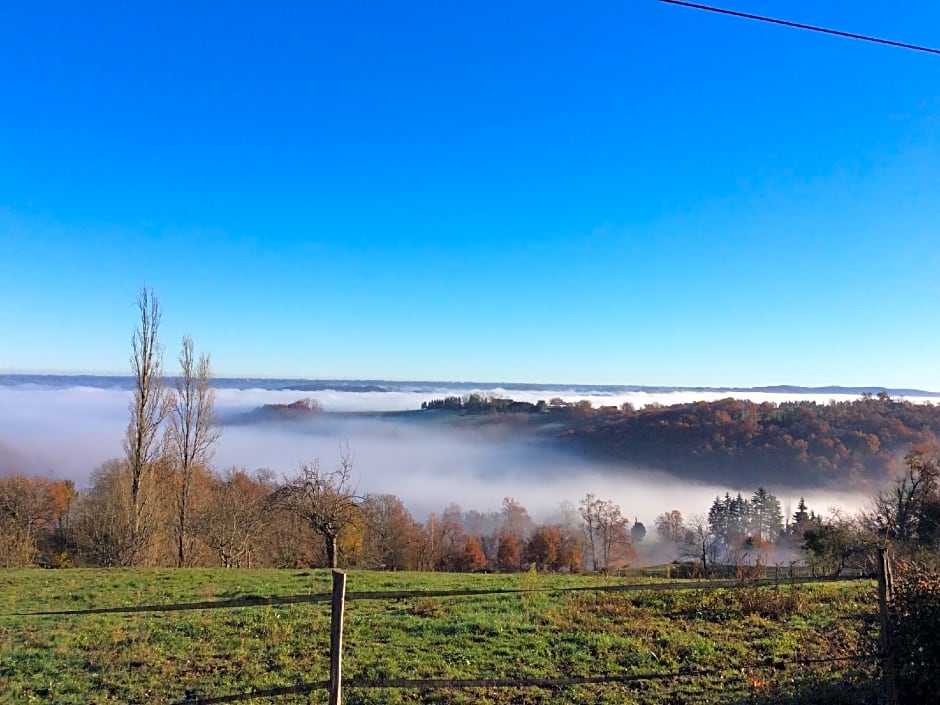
[708,494,730,542]
[750,487,784,542]
[730,493,749,540]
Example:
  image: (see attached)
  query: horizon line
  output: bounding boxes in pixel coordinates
[0,372,936,396]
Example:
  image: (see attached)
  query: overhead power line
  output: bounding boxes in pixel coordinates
[660,0,940,56]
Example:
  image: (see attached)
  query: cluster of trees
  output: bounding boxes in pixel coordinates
[1,456,646,572]
[646,448,940,578]
[5,446,940,576]
[650,488,793,577]
[0,284,641,572]
[421,395,602,417]
[31,288,225,568]
[421,394,536,413]
[235,398,323,424]
[707,488,784,544]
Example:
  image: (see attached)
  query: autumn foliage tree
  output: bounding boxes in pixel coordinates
[454,535,487,572]
[70,460,137,566]
[524,524,561,571]
[0,476,73,567]
[524,523,585,572]
[360,493,424,570]
[496,528,521,572]
[501,496,533,546]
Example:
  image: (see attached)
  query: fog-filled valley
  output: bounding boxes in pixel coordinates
[2,375,918,527]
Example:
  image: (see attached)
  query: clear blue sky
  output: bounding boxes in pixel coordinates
[1,1,938,387]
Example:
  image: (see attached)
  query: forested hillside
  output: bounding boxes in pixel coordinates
[423,393,939,488]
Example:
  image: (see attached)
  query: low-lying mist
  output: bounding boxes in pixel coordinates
[0,383,882,526]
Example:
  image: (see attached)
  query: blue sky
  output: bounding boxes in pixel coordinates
[1,1,938,387]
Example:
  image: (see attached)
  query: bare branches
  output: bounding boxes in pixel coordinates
[125,288,167,481]
[873,448,940,546]
[579,494,635,572]
[122,287,169,565]
[191,469,271,568]
[167,335,220,566]
[274,446,361,569]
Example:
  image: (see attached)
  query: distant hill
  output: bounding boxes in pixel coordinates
[227,398,324,424]
[742,384,939,397]
[419,393,940,489]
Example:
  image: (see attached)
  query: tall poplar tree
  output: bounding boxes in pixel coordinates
[123,287,168,565]
[167,335,220,567]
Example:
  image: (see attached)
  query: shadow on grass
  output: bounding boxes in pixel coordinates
[731,673,880,705]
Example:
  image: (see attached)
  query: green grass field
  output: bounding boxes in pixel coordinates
[0,569,880,705]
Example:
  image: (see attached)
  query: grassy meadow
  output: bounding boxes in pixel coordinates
[0,569,879,705]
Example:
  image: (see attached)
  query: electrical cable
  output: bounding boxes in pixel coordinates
[660,0,940,56]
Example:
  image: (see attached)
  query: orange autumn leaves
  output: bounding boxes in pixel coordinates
[0,475,74,567]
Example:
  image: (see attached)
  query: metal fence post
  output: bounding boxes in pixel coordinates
[329,570,347,705]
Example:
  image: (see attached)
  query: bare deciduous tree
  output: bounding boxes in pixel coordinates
[681,513,719,577]
[873,447,940,547]
[501,496,534,545]
[123,287,169,565]
[274,446,360,569]
[579,493,634,572]
[167,335,220,567]
[71,460,136,566]
[655,509,686,544]
[192,468,271,568]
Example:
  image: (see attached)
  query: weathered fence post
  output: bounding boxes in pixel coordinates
[329,569,347,705]
[877,547,898,705]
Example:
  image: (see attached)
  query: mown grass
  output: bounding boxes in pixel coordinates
[0,569,879,704]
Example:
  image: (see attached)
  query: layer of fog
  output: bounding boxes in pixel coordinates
[221,387,937,414]
[0,384,893,526]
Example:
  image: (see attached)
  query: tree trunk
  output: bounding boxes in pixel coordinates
[177,498,186,567]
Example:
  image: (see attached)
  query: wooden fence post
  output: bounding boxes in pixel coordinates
[330,569,347,705]
[877,547,898,705]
